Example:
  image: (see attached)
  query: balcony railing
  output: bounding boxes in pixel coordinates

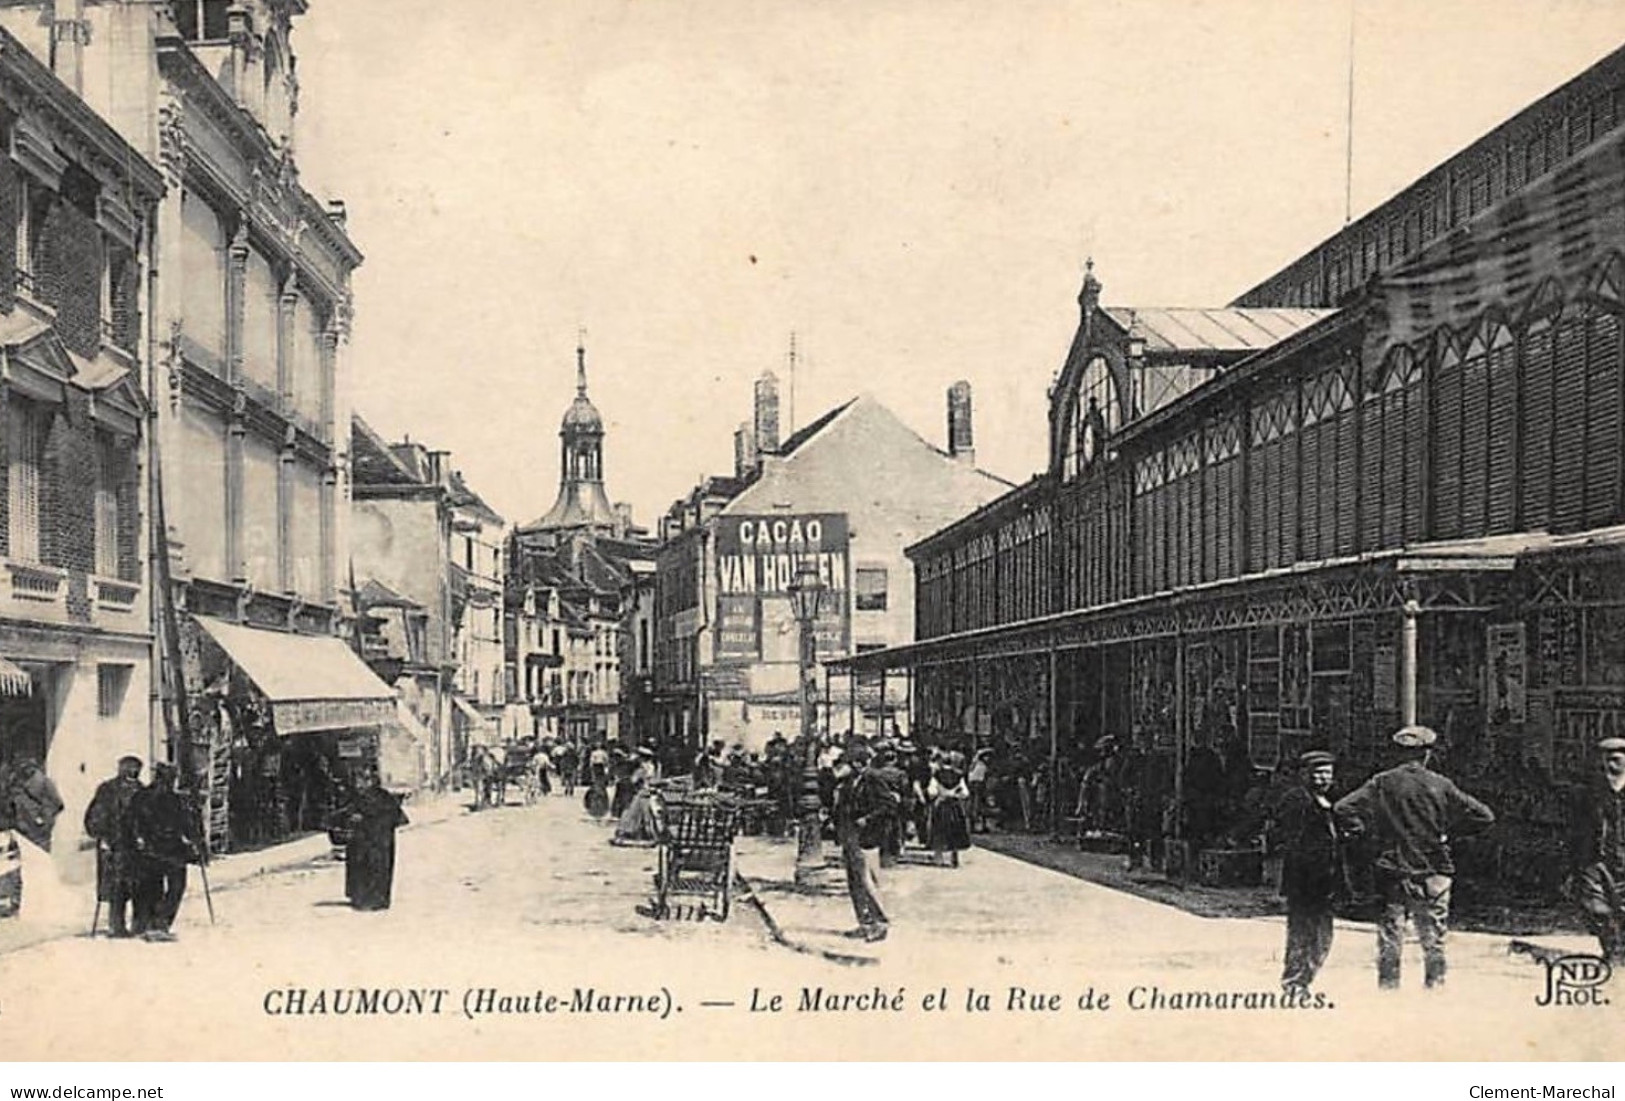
[93,575,140,613]
[4,559,66,605]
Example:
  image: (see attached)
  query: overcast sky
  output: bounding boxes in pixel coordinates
[290,0,1625,530]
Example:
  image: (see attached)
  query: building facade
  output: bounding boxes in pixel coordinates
[846,43,1625,892]
[0,21,163,909]
[0,0,391,851]
[654,374,1011,755]
[507,345,655,747]
[350,416,505,786]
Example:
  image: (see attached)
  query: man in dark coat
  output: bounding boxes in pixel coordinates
[833,745,900,942]
[871,745,909,867]
[1272,750,1344,993]
[84,756,144,937]
[345,770,408,911]
[1335,725,1495,990]
[129,762,198,941]
[1568,736,1625,964]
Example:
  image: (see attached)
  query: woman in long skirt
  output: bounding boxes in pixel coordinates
[928,753,972,868]
[345,772,408,911]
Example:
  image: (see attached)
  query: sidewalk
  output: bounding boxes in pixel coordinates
[976,830,1589,937]
[732,831,1599,965]
[0,788,469,957]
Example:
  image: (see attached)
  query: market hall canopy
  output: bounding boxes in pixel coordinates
[195,617,396,735]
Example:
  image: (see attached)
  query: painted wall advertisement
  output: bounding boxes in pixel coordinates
[714,513,849,663]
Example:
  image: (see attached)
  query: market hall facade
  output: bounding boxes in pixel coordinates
[839,43,1625,892]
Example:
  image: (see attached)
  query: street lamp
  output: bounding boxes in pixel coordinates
[788,557,827,890]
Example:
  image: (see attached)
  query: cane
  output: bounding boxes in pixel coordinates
[197,853,216,926]
[90,898,102,937]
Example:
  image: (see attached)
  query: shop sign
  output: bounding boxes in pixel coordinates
[715,514,850,663]
[1486,622,1528,726]
[274,698,395,736]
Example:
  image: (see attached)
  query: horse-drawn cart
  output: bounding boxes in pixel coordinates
[472,741,545,809]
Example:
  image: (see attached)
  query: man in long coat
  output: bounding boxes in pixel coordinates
[1569,736,1625,964]
[1272,750,1344,993]
[129,762,198,941]
[84,756,144,937]
[1335,725,1495,990]
[345,770,409,911]
[833,745,899,943]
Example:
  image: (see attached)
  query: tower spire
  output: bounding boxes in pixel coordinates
[576,330,588,395]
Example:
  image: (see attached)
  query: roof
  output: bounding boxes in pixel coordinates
[775,399,855,457]
[1102,307,1334,355]
[447,469,503,526]
[356,578,422,611]
[350,415,423,487]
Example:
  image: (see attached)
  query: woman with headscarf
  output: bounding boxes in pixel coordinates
[928,751,973,868]
[344,770,408,911]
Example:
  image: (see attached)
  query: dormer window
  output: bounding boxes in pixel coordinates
[174,0,231,42]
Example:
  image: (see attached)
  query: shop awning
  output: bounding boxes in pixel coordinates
[0,657,31,697]
[196,617,396,736]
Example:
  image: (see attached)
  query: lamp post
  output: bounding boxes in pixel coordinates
[788,557,827,890]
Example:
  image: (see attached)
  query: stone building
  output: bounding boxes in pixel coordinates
[349,415,505,786]
[0,0,382,850]
[653,371,1011,755]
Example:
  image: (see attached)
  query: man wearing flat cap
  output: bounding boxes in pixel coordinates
[84,756,144,937]
[1272,750,1345,994]
[1567,736,1625,964]
[1335,725,1495,989]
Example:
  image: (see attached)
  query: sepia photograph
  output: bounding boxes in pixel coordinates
[0,0,1623,1074]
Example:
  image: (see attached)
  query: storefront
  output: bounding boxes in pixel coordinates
[188,616,396,852]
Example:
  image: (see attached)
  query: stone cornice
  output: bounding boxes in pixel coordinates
[157,33,362,271]
[0,29,165,205]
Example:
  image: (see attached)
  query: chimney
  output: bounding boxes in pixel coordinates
[614,502,633,534]
[51,0,86,95]
[733,422,758,480]
[426,450,450,487]
[753,371,780,456]
[327,199,348,231]
[947,381,975,466]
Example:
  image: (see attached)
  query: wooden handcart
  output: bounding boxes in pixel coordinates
[652,787,740,921]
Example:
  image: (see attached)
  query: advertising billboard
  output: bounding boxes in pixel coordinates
[714,513,849,663]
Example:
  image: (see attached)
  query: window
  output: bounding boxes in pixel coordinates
[94,433,122,577]
[855,567,888,612]
[464,537,474,571]
[97,664,132,718]
[173,0,231,41]
[103,245,137,351]
[14,178,53,297]
[552,629,561,656]
[8,400,48,564]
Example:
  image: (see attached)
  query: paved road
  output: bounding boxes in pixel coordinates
[0,794,1614,1060]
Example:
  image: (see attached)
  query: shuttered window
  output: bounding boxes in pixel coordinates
[1433,336,1464,539]
[1486,325,1518,534]
[7,401,45,564]
[1519,318,1556,531]
[94,432,121,577]
[1553,315,1588,531]
[1460,329,1491,536]
[1583,309,1623,528]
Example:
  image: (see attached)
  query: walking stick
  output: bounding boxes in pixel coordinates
[90,898,102,937]
[196,851,216,926]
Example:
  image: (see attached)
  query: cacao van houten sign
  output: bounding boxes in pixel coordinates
[714,514,850,663]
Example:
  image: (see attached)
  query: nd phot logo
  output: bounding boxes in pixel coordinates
[1535,954,1613,1007]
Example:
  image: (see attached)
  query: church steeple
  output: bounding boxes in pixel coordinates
[529,341,619,534]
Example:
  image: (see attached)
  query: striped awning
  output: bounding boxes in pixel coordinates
[0,657,32,697]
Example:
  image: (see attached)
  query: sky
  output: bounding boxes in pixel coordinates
[289,0,1625,530]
